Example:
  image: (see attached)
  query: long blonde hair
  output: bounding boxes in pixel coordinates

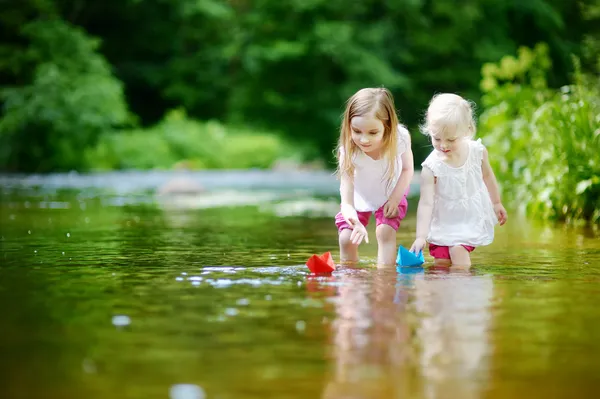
[335,88,399,187]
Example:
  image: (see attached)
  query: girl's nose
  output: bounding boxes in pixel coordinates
[360,137,369,144]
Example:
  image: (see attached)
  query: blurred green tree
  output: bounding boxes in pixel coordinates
[0,0,596,171]
[0,17,131,172]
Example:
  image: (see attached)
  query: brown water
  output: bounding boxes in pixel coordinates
[1,184,599,399]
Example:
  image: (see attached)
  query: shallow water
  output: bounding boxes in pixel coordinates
[1,176,599,399]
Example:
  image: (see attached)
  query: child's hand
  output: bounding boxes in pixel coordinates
[340,203,369,244]
[350,222,369,245]
[341,203,359,227]
[494,203,507,225]
[383,199,400,218]
[410,238,426,254]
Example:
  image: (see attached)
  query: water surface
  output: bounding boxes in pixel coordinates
[1,173,599,399]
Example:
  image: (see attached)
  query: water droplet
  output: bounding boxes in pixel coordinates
[182,272,187,276]
[34,250,37,254]
[287,253,290,257]
[169,384,205,399]
[236,298,250,306]
[297,281,302,287]
[265,295,272,301]
[191,281,201,286]
[112,315,131,327]
[28,230,31,234]
[82,358,97,374]
[66,233,70,238]
[112,273,116,276]
[224,308,239,316]
[62,252,65,255]
[176,277,184,281]
[296,320,306,333]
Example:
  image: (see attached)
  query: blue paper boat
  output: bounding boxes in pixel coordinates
[396,245,425,267]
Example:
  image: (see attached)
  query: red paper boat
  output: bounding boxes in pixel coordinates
[306,252,336,274]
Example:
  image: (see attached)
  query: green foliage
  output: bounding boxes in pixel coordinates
[479,44,600,224]
[51,0,588,164]
[0,19,131,172]
[86,109,297,171]
[0,0,596,173]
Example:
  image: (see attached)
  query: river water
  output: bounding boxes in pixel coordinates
[1,171,599,399]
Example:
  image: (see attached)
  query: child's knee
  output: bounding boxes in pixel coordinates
[449,245,471,265]
[375,224,396,244]
[449,245,467,255]
[339,229,357,248]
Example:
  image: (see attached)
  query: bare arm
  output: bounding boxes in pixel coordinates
[481,147,508,225]
[338,151,359,227]
[339,166,369,243]
[389,139,415,203]
[481,148,501,204]
[340,172,355,208]
[415,167,435,240]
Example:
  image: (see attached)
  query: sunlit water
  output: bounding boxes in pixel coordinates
[1,172,599,399]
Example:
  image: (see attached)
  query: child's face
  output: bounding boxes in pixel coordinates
[430,129,467,155]
[350,115,384,157]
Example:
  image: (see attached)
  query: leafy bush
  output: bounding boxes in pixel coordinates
[86,109,299,170]
[0,19,131,172]
[479,44,600,224]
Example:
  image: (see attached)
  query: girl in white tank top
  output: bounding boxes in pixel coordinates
[335,88,415,266]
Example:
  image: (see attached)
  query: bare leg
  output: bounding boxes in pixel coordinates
[433,258,451,267]
[449,264,472,274]
[449,245,471,267]
[339,229,359,264]
[376,224,396,266]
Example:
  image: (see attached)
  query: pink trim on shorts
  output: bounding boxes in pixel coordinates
[335,196,408,232]
[429,244,475,260]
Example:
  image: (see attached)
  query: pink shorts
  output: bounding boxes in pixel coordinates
[429,244,475,260]
[335,197,408,232]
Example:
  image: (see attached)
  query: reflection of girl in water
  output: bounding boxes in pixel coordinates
[319,266,494,399]
[321,267,419,399]
[413,268,494,398]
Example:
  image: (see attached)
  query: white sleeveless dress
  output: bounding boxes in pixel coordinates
[340,126,410,212]
[421,139,497,247]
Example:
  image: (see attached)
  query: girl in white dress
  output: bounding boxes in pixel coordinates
[410,93,507,266]
[335,88,415,266]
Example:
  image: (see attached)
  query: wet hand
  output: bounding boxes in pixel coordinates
[494,203,507,226]
[340,203,359,228]
[383,199,399,218]
[409,238,426,254]
[350,222,369,245]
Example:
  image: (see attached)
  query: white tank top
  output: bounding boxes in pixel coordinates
[340,126,410,212]
[422,139,497,247]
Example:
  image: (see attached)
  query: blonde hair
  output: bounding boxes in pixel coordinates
[335,88,399,186]
[420,93,477,138]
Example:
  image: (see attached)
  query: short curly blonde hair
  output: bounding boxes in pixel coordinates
[421,93,476,139]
